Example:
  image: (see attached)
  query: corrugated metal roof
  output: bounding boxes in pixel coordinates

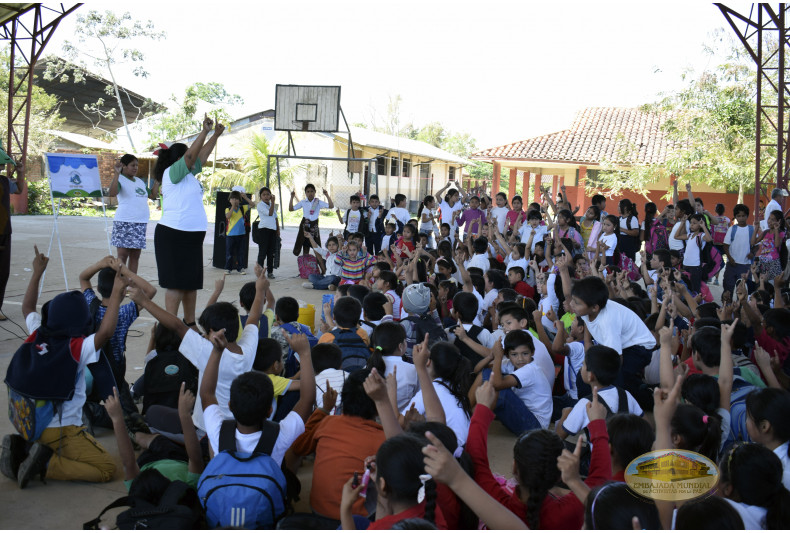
[0,3,35,27]
[333,127,472,165]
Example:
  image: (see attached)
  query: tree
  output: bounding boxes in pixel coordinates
[442,132,478,158]
[1,51,64,157]
[44,10,165,150]
[144,82,243,146]
[594,32,760,200]
[415,121,447,148]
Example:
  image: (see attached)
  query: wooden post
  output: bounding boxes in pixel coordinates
[534,173,542,203]
[522,171,530,201]
[577,166,587,211]
[508,168,517,199]
[492,161,501,195]
[552,175,559,200]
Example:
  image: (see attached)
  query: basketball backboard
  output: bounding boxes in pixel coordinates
[274,85,341,132]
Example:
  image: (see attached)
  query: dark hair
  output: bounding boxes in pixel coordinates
[375,260,392,272]
[507,266,525,281]
[239,281,256,311]
[253,338,282,372]
[435,258,455,275]
[229,371,274,426]
[333,296,361,329]
[765,308,790,340]
[275,296,299,324]
[498,288,517,302]
[337,285,351,297]
[258,186,271,197]
[452,292,478,323]
[571,276,609,310]
[557,209,580,232]
[379,271,401,296]
[394,193,407,206]
[498,304,529,325]
[153,143,187,182]
[326,236,339,248]
[311,343,343,374]
[369,194,379,201]
[676,198,694,217]
[198,302,240,343]
[376,433,437,524]
[671,403,722,461]
[438,280,459,304]
[367,321,407,374]
[304,183,316,192]
[340,368,377,420]
[691,326,721,368]
[472,236,488,254]
[604,213,619,230]
[643,202,657,244]
[440,222,451,233]
[120,153,138,167]
[154,323,181,352]
[527,209,542,221]
[715,203,725,216]
[503,329,534,355]
[591,194,606,206]
[681,374,720,415]
[347,284,370,305]
[652,248,671,269]
[513,430,564,529]
[586,204,601,221]
[469,274,485,296]
[428,342,472,415]
[720,443,790,529]
[746,388,790,456]
[229,190,241,201]
[584,345,620,386]
[363,292,389,321]
[417,195,435,220]
[392,518,437,530]
[675,495,745,529]
[696,302,720,320]
[96,266,115,299]
[606,414,654,471]
[350,195,361,204]
[733,203,750,217]
[584,483,661,529]
[485,269,507,290]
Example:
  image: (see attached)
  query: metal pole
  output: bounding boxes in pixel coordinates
[756,8,763,220]
[779,6,785,192]
[276,156,285,230]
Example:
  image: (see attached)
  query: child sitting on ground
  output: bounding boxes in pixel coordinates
[318,296,371,371]
[366,321,419,411]
[270,296,317,377]
[252,338,302,422]
[312,343,347,413]
[360,291,393,337]
[335,238,375,286]
[302,233,342,291]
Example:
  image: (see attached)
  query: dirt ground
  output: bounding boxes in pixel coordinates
[0,215,518,530]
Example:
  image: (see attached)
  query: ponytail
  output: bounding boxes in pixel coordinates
[379,271,402,297]
[428,342,472,415]
[153,142,187,182]
[671,403,722,462]
[367,322,406,375]
[644,202,657,243]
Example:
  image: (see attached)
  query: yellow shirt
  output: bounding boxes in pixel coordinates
[268,374,291,397]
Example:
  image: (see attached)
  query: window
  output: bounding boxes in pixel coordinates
[376,156,387,176]
[391,157,399,177]
[402,158,411,177]
[448,166,455,181]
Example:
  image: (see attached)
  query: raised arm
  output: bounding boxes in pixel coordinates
[183,114,212,171]
[658,326,676,390]
[289,190,298,212]
[129,283,189,339]
[197,121,225,166]
[206,275,225,307]
[200,330,225,408]
[413,333,447,425]
[288,333,316,422]
[323,188,334,209]
[78,255,114,292]
[246,272,269,328]
[93,263,126,350]
[105,387,140,480]
[107,161,122,197]
[117,262,156,300]
[719,320,736,411]
[178,383,204,474]
[685,181,696,206]
[240,191,256,208]
[364,368,403,438]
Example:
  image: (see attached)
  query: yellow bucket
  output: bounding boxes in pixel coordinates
[297,302,316,333]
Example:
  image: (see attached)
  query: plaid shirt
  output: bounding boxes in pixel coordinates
[83,288,138,363]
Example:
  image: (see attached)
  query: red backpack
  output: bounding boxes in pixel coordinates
[646,220,669,255]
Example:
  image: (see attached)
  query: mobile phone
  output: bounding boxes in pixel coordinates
[352,471,360,489]
[359,468,371,498]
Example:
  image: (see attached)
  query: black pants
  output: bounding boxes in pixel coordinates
[257,228,278,274]
[365,232,383,255]
[0,233,10,312]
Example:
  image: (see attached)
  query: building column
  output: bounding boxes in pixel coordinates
[552,175,559,200]
[522,172,530,202]
[508,168,517,200]
[577,166,587,211]
[534,173,542,203]
[492,161,501,195]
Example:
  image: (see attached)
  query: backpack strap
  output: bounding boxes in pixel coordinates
[89,297,102,330]
[82,496,132,529]
[254,420,281,456]
[218,419,237,453]
[158,480,192,507]
[615,387,629,414]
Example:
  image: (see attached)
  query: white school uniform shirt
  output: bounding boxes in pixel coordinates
[725,500,767,530]
[490,206,510,234]
[180,325,259,431]
[599,232,617,257]
[561,385,643,435]
[345,209,362,233]
[295,198,329,221]
[385,289,402,320]
[315,368,348,413]
[467,253,490,274]
[316,246,342,277]
[500,359,553,429]
[683,232,702,266]
[668,220,690,251]
[26,313,100,428]
[439,200,460,226]
[403,379,470,447]
[448,322,496,349]
[256,202,278,230]
[539,273,560,333]
[505,254,528,272]
[420,207,437,233]
[774,441,790,490]
[367,207,381,232]
[724,225,753,264]
[500,330,555,389]
[482,289,499,321]
[204,404,304,466]
[472,288,487,326]
[382,355,420,411]
[381,233,395,254]
[114,175,150,223]
[388,206,411,227]
[563,341,586,399]
[520,224,547,252]
[581,300,655,355]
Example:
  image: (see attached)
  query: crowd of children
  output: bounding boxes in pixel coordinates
[3,174,790,530]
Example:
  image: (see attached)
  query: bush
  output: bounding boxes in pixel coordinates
[26,178,116,216]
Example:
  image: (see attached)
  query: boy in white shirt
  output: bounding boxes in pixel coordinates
[312,344,347,414]
[387,194,411,232]
[302,233,342,290]
[289,183,334,255]
[520,210,547,252]
[337,194,364,239]
[467,236,491,274]
[723,203,755,295]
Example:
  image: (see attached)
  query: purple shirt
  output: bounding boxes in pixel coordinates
[456,208,487,235]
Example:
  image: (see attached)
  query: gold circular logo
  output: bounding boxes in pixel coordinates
[624,449,719,502]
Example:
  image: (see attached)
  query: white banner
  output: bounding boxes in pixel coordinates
[45,153,103,198]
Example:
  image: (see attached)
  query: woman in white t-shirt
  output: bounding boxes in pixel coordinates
[153,115,224,327]
[289,183,334,256]
[108,154,156,273]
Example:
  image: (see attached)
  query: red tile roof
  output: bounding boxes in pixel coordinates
[473,107,680,165]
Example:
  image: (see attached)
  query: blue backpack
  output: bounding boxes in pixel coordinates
[725,375,757,448]
[328,327,372,371]
[198,419,287,529]
[280,323,318,378]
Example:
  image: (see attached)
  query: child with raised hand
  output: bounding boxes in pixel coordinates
[366,321,419,411]
[104,382,203,489]
[421,430,528,530]
[336,238,376,286]
[465,380,610,529]
[337,194,365,240]
[302,232,343,290]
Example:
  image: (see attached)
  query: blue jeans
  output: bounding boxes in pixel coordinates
[723,261,751,296]
[482,368,542,435]
[308,273,340,290]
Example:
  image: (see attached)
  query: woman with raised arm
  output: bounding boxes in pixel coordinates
[153,114,225,329]
[108,154,158,273]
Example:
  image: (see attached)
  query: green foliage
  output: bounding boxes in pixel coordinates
[26,179,114,216]
[1,52,63,157]
[145,82,243,146]
[45,10,165,149]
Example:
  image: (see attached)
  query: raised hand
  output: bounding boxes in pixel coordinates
[475,379,497,409]
[721,318,739,344]
[404,403,426,425]
[209,328,228,352]
[586,386,607,422]
[422,430,464,487]
[286,332,311,355]
[557,434,584,487]
[412,333,431,368]
[103,386,124,422]
[177,381,195,417]
[363,368,389,403]
[32,245,49,274]
[322,380,338,412]
[215,273,226,294]
[202,113,214,132]
[214,121,226,135]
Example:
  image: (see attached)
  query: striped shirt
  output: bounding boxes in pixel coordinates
[335,252,375,283]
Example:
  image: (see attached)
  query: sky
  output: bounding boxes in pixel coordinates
[42,0,757,151]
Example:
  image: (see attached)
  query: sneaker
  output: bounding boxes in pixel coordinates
[267,273,275,279]
[239,269,247,275]
[328,284,337,291]
[225,270,232,275]
[18,443,52,489]
[1,434,27,480]
[302,282,314,289]
[712,279,719,285]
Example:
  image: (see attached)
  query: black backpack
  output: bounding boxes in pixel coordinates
[452,324,485,368]
[83,480,204,530]
[402,313,448,348]
[142,350,199,415]
[329,328,373,372]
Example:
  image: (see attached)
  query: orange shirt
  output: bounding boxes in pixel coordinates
[290,410,385,519]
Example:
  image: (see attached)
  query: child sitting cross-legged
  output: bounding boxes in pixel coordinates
[365,321,419,411]
[270,296,317,377]
[252,338,304,422]
[476,330,553,433]
[312,343,347,414]
[301,233,342,291]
